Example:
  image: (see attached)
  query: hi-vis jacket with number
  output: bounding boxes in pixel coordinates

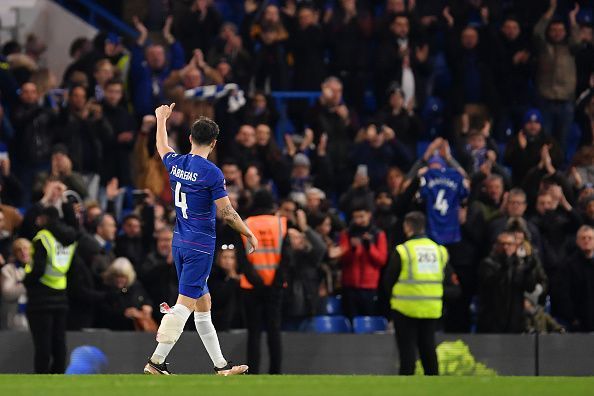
[390,236,448,319]
[240,215,288,289]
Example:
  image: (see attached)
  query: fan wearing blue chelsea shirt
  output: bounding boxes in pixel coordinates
[420,155,470,245]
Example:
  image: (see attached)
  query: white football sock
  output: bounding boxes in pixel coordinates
[194,311,227,368]
[151,304,192,364]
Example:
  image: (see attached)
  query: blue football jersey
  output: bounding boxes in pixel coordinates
[420,168,468,244]
[162,152,227,254]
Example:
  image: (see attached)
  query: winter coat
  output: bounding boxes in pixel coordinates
[477,252,547,333]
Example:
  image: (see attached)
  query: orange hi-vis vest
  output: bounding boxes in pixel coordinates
[240,215,287,289]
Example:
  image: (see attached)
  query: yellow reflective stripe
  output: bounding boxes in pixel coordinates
[397,279,442,284]
[392,295,442,300]
[402,244,414,281]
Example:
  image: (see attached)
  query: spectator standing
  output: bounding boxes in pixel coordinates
[504,109,563,186]
[289,4,325,90]
[0,238,31,330]
[419,155,469,245]
[130,16,185,116]
[67,213,118,330]
[284,209,327,326]
[338,204,388,318]
[101,79,136,185]
[530,188,581,312]
[477,231,547,333]
[208,244,241,331]
[307,77,357,195]
[141,228,178,323]
[375,13,430,109]
[249,4,290,91]
[207,22,252,88]
[370,84,422,162]
[53,84,114,188]
[325,0,373,112]
[447,24,499,125]
[491,16,532,136]
[533,1,580,148]
[558,225,594,332]
[174,0,223,60]
[9,82,55,205]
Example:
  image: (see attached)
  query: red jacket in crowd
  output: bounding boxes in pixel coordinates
[339,230,388,289]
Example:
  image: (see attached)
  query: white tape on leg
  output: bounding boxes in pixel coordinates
[156,312,186,344]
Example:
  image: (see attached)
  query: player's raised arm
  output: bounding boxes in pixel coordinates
[215,196,258,253]
[155,103,176,158]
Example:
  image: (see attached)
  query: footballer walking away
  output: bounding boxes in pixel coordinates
[144,103,259,375]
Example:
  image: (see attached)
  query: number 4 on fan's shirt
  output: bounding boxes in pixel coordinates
[420,168,469,245]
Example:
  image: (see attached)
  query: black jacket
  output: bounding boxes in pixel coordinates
[208,265,241,331]
[66,255,110,330]
[558,250,594,332]
[96,281,152,331]
[284,229,327,318]
[477,252,547,333]
[140,252,179,322]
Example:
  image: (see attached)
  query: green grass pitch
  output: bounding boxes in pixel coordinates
[1,375,593,396]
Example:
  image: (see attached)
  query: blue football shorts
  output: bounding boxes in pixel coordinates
[172,247,213,299]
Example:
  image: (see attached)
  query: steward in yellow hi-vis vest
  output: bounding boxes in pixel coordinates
[23,207,79,374]
[383,211,454,377]
[239,190,291,375]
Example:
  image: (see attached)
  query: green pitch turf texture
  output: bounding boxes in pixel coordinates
[1,375,593,396]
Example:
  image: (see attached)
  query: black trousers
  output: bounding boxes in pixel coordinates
[242,288,282,374]
[27,309,68,374]
[342,287,377,319]
[393,310,438,376]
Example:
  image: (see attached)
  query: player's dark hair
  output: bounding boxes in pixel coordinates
[190,116,220,146]
[404,211,426,235]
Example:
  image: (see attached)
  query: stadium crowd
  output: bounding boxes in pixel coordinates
[0,0,594,340]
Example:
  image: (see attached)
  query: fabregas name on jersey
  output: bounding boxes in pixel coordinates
[170,165,199,182]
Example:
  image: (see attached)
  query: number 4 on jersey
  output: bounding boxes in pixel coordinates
[434,189,449,216]
[175,182,188,219]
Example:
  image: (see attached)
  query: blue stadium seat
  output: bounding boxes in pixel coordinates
[319,295,343,316]
[352,316,388,334]
[309,315,352,333]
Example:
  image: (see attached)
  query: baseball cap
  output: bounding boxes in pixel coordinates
[523,108,543,125]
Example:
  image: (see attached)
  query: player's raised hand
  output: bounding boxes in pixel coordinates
[155,103,176,120]
[246,232,259,254]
